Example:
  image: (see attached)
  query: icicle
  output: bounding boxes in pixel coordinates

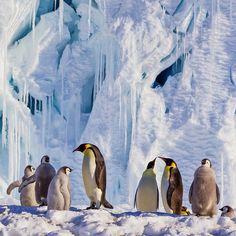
[60,67,64,118]
[54,0,57,10]
[47,96,52,144]
[230,0,232,21]
[99,45,103,89]
[59,0,64,39]
[1,33,8,147]
[88,0,92,39]
[124,94,128,155]
[31,0,37,48]
[74,92,81,145]
[103,0,106,17]
[41,99,47,148]
[118,78,122,130]
[93,43,101,101]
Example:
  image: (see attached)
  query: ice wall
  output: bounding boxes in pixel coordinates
[0,0,236,209]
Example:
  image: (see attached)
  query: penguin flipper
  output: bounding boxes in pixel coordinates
[189,182,193,204]
[60,185,70,210]
[7,180,21,195]
[18,174,36,193]
[216,184,220,204]
[94,147,106,195]
[134,188,138,208]
[167,168,183,214]
[157,186,159,209]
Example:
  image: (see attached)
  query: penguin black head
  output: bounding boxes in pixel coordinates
[201,158,212,168]
[25,165,35,175]
[61,166,73,175]
[73,143,93,153]
[181,206,191,216]
[41,155,50,163]
[220,205,234,213]
[158,156,177,168]
[146,158,156,169]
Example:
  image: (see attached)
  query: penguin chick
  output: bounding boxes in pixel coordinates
[19,155,56,206]
[159,156,183,215]
[73,143,113,209]
[47,167,72,211]
[181,206,191,216]
[7,165,38,206]
[189,159,220,217]
[134,158,159,212]
[220,206,235,219]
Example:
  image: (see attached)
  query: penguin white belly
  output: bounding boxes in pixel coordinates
[20,182,38,206]
[47,178,65,210]
[82,155,100,202]
[136,177,158,212]
[161,174,173,214]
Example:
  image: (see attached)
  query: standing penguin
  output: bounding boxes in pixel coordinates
[73,143,113,209]
[47,166,72,211]
[189,159,220,216]
[7,165,38,206]
[159,156,183,215]
[134,158,159,212]
[220,206,235,219]
[19,155,56,206]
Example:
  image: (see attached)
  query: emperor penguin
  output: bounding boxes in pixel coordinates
[19,155,56,206]
[47,166,72,211]
[220,206,235,219]
[7,165,38,206]
[73,143,113,209]
[189,159,220,217]
[159,156,183,215]
[134,158,159,212]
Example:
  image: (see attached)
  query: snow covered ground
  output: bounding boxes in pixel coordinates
[0,0,236,235]
[0,204,236,235]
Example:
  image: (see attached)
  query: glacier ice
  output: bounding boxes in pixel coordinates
[0,0,236,210]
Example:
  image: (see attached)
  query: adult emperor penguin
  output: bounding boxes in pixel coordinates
[134,158,159,212]
[47,166,72,211]
[158,156,183,215]
[220,206,235,219]
[73,143,113,209]
[7,165,38,206]
[19,155,56,206]
[189,159,220,217]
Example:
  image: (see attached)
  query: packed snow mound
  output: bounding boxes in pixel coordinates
[0,205,236,235]
[0,0,236,212]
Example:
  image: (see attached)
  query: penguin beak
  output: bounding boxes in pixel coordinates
[73,143,89,153]
[219,207,223,211]
[73,147,80,153]
[158,156,167,162]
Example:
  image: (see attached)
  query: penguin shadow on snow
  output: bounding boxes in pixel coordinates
[0,205,45,217]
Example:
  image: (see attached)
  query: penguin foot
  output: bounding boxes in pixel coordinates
[86,206,99,210]
[39,202,47,207]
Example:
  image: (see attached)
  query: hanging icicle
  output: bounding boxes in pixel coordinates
[59,0,64,39]
[88,0,92,39]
